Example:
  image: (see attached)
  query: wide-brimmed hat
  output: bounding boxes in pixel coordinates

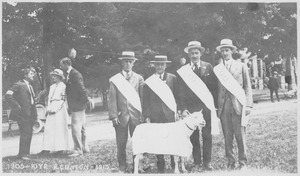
[118,51,138,60]
[184,41,205,53]
[150,55,171,63]
[216,39,237,52]
[50,69,65,79]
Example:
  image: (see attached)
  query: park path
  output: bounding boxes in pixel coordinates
[2,113,114,158]
[2,98,297,158]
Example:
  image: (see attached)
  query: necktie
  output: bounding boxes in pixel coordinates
[29,84,35,104]
[160,75,163,80]
[126,73,130,80]
[225,62,229,69]
[193,63,199,73]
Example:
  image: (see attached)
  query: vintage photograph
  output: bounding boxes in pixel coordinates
[1,1,298,175]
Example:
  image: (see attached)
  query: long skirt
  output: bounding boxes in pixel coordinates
[42,106,71,151]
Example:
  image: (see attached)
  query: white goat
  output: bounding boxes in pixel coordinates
[132,111,205,174]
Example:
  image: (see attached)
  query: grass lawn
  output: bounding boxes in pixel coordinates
[2,108,297,174]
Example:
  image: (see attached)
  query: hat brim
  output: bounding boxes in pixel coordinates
[150,61,172,63]
[216,45,237,52]
[119,57,137,60]
[184,46,205,53]
[50,73,65,79]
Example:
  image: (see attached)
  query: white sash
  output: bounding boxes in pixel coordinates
[110,73,142,112]
[145,74,177,117]
[177,65,220,135]
[213,63,247,126]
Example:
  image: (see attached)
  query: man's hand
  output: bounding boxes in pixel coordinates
[112,118,120,126]
[140,115,144,123]
[145,118,151,123]
[47,110,56,115]
[181,110,190,118]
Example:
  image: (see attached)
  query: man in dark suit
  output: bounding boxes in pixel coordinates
[143,55,177,173]
[5,68,37,160]
[268,71,280,102]
[177,41,218,171]
[108,51,144,173]
[60,57,89,157]
[215,39,253,170]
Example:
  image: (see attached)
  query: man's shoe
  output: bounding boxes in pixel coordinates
[83,149,90,154]
[37,150,50,156]
[68,151,82,157]
[227,163,235,170]
[157,168,165,173]
[238,164,247,171]
[203,163,213,171]
[118,165,126,173]
[190,164,201,173]
[17,155,31,160]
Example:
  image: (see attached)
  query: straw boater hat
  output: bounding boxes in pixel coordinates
[150,55,171,63]
[118,51,138,60]
[184,41,205,53]
[216,39,237,52]
[50,69,65,79]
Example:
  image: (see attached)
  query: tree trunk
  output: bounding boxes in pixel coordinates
[40,3,56,105]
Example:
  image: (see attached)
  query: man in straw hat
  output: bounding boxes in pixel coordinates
[214,38,253,170]
[177,41,218,172]
[143,55,177,173]
[108,51,144,173]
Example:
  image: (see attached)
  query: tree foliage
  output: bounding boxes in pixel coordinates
[2,2,297,92]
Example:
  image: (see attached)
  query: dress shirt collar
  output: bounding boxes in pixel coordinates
[122,70,132,78]
[23,79,30,86]
[155,72,165,79]
[224,58,233,66]
[190,61,201,69]
[66,66,73,74]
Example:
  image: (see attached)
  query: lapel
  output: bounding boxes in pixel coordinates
[162,72,168,81]
[21,80,31,94]
[228,59,236,75]
[67,68,74,84]
[223,59,234,75]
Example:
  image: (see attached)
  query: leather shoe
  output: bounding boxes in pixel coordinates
[227,163,235,170]
[68,151,82,157]
[190,164,201,173]
[37,150,50,156]
[238,164,247,170]
[18,155,31,160]
[203,163,213,171]
[83,149,90,154]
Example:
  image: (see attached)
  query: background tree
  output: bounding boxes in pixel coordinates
[2,2,297,96]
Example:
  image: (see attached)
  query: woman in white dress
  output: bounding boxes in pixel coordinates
[38,69,71,155]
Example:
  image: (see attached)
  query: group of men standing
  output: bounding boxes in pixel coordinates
[5,38,253,173]
[108,38,253,173]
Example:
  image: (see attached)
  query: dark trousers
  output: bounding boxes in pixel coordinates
[189,108,212,165]
[220,99,247,165]
[115,118,137,171]
[17,119,34,157]
[270,89,280,102]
